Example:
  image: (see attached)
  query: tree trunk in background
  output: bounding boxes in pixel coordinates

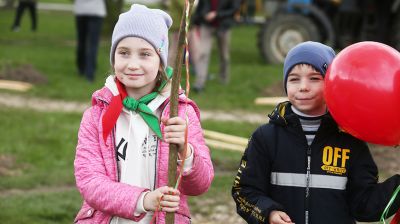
[103,0,123,37]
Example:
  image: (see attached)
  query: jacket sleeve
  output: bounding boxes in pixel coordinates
[232,126,284,223]
[178,103,214,196]
[347,141,400,222]
[74,106,147,221]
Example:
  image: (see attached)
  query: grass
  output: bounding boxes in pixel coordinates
[0,107,80,190]
[0,189,81,224]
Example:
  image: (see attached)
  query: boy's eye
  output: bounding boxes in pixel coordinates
[288,77,299,82]
[310,76,323,81]
[118,50,129,56]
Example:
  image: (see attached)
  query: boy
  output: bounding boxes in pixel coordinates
[232,41,400,224]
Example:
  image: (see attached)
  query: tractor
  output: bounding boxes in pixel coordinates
[244,0,400,64]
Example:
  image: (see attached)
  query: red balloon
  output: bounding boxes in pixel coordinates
[325,41,400,146]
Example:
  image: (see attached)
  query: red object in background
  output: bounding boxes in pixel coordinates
[325,41,400,146]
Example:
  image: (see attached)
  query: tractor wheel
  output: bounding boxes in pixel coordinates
[258,14,321,64]
[390,12,400,51]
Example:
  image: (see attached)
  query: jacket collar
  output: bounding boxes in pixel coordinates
[268,101,338,130]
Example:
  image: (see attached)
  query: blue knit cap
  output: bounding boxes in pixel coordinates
[283,41,335,93]
[110,4,172,68]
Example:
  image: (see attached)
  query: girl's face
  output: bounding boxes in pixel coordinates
[114,37,161,99]
[286,64,326,116]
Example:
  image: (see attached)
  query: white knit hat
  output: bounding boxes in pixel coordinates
[110,4,173,68]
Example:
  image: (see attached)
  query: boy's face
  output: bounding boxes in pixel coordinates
[286,64,326,116]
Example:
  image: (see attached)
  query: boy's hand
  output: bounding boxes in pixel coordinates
[161,117,191,159]
[269,210,295,224]
[143,186,180,212]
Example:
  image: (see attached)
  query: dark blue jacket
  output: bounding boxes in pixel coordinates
[232,102,400,224]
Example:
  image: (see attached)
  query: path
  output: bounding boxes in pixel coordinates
[0,93,267,123]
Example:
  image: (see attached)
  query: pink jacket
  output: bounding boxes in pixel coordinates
[74,86,214,223]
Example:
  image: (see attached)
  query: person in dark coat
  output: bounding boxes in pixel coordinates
[191,0,242,92]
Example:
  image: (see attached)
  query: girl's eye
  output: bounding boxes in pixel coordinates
[141,52,151,57]
[288,77,299,82]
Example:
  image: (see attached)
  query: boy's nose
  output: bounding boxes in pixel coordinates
[299,80,309,91]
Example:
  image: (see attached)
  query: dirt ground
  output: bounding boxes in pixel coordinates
[370,145,400,178]
[0,63,48,84]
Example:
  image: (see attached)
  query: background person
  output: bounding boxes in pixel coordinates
[191,0,242,92]
[73,0,106,82]
[11,0,38,32]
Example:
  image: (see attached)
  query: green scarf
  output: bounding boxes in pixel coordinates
[122,67,173,139]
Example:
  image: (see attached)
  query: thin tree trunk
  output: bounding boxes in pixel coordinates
[166,1,195,223]
[103,0,123,37]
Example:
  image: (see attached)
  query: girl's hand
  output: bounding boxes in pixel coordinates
[269,210,295,224]
[161,117,191,159]
[143,186,180,212]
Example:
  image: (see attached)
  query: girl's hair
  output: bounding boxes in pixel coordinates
[154,64,168,92]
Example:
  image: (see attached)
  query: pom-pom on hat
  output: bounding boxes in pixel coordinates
[110,4,172,68]
[283,41,335,93]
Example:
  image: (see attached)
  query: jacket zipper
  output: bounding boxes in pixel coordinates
[305,146,311,224]
[98,97,118,224]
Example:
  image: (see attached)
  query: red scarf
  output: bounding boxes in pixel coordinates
[101,79,128,143]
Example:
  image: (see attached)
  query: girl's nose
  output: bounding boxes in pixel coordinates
[127,58,139,70]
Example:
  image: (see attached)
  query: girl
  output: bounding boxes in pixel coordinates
[74,4,214,223]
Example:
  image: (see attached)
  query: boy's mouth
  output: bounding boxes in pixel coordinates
[296,97,312,101]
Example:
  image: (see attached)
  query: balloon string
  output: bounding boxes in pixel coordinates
[380,185,400,223]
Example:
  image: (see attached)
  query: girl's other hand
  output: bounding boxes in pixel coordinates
[161,116,191,159]
[143,186,180,212]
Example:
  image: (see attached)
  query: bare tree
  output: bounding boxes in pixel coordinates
[103,0,124,36]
